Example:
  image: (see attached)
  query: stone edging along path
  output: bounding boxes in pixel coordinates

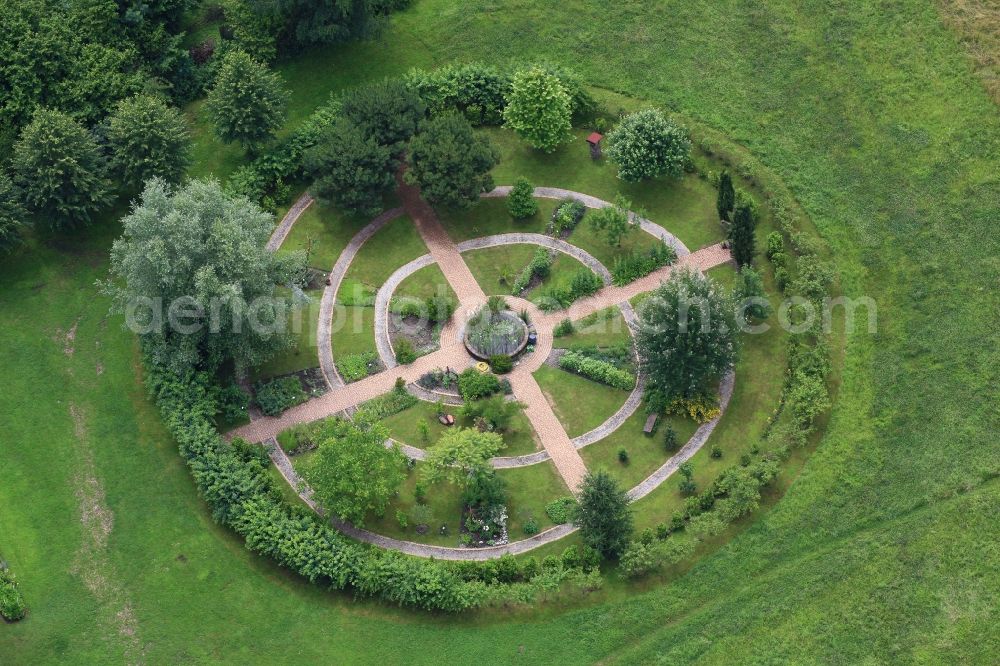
[249,186,733,558]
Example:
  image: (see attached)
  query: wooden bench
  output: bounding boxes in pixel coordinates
[643,413,658,436]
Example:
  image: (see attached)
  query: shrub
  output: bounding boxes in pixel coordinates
[569,269,603,299]
[766,231,784,260]
[558,351,636,390]
[711,445,722,459]
[254,376,306,416]
[611,242,677,286]
[507,177,538,218]
[354,389,417,423]
[460,395,524,432]
[550,199,586,235]
[395,338,417,365]
[523,517,540,535]
[338,351,378,382]
[774,265,790,292]
[216,384,251,422]
[734,265,771,320]
[553,318,575,337]
[403,62,511,126]
[427,294,456,323]
[576,471,633,558]
[396,510,409,529]
[545,496,578,524]
[588,195,637,247]
[618,448,629,464]
[489,354,513,374]
[511,247,553,294]
[0,569,26,621]
[667,395,722,424]
[457,368,502,400]
[663,425,678,451]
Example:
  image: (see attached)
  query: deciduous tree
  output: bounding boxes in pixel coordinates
[589,194,637,247]
[205,50,288,153]
[102,178,304,375]
[605,109,690,182]
[0,174,27,252]
[422,427,505,487]
[12,108,112,229]
[107,94,192,188]
[303,421,408,527]
[503,66,572,152]
[636,267,740,403]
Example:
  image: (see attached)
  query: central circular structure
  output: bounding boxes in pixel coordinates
[463,309,529,360]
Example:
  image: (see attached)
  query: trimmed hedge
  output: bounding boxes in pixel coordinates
[558,351,635,390]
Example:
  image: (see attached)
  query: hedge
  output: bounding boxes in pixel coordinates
[558,351,635,390]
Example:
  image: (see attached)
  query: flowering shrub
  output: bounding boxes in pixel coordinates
[666,395,722,424]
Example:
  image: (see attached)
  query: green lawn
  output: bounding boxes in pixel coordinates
[462,243,596,299]
[437,197,556,241]
[394,263,455,303]
[554,306,633,349]
[381,399,541,457]
[485,127,725,252]
[298,457,566,547]
[533,364,632,438]
[330,305,377,370]
[3,0,999,662]
[338,214,428,305]
[248,288,324,382]
[579,411,699,491]
[278,201,374,271]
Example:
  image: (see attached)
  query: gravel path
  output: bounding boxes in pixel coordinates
[266,194,314,251]
[374,253,437,369]
[456,233,613,285]
[316,207,404,389]
[485,186,691,257]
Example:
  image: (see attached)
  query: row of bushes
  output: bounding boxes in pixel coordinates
[354,384,417,423]
[511,247,553,294]
[0,567,26,621]
[536,269,603,311]
[610,242,677,286]
[619,458,780,576]
[146,352,606,611]
[558,351,636,390]
[402,62,596,128]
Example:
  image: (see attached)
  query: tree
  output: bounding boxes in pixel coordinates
[304,118,396,216]
[503,66,572,152]
[422,427,505,487]
[342,79,426,153]
[11,108,112,229]
[605,109,691,182]
[107,94,191,189]
[635,267,740,403]
[729,191,758,266]
[406,112,500,208]
[102,178,304,375]
[734,265,770,320]
[506,177,538,219]
[576,470,633,558]
[0,174,27,252]
[303,420,408,527]
[205,49,287,152]
[589,194,637,246]
[716,170,735,221]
